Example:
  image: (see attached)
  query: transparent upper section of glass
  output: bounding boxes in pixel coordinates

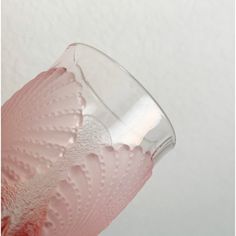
[54,43,176,161]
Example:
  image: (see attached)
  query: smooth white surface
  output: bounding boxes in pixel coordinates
[2,0,234,235]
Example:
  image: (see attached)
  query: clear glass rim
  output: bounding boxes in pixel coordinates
[54,42,176,151]
[68,42,176,146]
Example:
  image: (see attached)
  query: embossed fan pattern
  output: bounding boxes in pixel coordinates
[2,67,154,236]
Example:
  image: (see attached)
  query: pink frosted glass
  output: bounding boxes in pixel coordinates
[2,44,175,236]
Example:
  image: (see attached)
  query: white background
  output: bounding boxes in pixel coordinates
[2,0,234,235]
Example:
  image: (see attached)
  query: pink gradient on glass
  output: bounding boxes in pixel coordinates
[2,67,154,236]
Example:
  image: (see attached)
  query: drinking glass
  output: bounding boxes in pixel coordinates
[2,43,176,236]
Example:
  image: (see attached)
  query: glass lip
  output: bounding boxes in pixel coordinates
[67,42,176,146]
